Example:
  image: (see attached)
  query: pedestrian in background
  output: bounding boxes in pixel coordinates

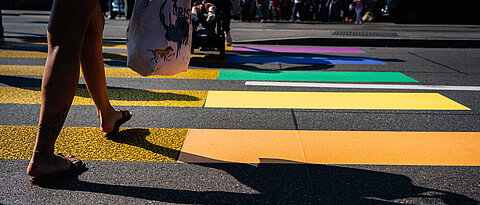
[108,0,117,19]
[306,0,317,21]
[125,0,134,20]
[326,0,342,22]
[255,0,269,20]
[353,0,366,24]
[317,0,328,21]
[0,9,4,42]
[291,0,306,21]
[239,0,252,22]
[26,0,132,183]
[270,0,281,20]
[217,0,234,45]
[280,0,292,21]
[344,0,355,22]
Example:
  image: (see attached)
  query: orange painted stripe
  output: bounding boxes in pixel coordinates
[178,129,480,166]
[301,130,480,166]
[178,129,306,164]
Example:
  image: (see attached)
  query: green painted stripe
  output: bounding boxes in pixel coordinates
[218,70,418,83]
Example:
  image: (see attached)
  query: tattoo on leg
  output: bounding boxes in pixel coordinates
[37,106,69,141]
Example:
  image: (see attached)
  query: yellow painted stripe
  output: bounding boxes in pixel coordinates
[0,50,47,58]
[204,91,470,110]
[0,65,219,79]
[0,87,207,107]
[0,50,126,60]
[0,50,205,61]
[0,41,124,49]
[191,54,206,58]
[0,41,229,50]
[0,41,46,47]
[20,14,50,18]
[178,129,480,166]
[102,43,127,49]
[0,126,187,162]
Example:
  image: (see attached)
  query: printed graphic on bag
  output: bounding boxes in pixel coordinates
[160,0,190,58]
[147,46,175,63]
[127,0,192,76]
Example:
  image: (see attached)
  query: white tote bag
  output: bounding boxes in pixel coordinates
[127,0,192,76]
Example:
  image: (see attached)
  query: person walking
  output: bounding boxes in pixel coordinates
[256,0,269,20]
[125,0,134,20]
[326,0,342,22]
[220,0,234,46]
[0,9,4,42]
[291,0,306,21]
[353,0,366,24]
[26,0,132,183]
[107,0,117,19]
[280,0,292,21]
[239,0,252,22]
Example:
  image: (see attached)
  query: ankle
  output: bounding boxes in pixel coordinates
[27,151,54,176]
[99,109,123,131]
[99,108,118,121]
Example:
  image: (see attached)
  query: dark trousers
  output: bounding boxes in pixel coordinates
[126,0,134,19]
[240,5,251,21]
[0,10,4,38]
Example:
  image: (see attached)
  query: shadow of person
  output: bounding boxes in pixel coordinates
[179,154,479,204]
[36,128,479,204]
[102,52,126,61]
[109,128,181,160]
[0,75,201,102]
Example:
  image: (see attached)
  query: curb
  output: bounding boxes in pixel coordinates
[235,37,480,48]
[4,36,480,48]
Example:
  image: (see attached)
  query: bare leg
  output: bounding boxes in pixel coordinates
[27,0,98,177]
[80,3,129,133]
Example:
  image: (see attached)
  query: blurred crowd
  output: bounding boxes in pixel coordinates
[239,0,370,23]
[98,0,370,24]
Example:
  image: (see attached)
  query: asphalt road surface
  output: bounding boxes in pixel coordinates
[0,10,479,204]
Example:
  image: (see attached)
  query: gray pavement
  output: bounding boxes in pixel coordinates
[1,9,480,204]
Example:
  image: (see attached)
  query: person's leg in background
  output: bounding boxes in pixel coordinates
[222,0,233,46]
[80,1,129,135]
[108,0,116,19]
[355,6,363,24]
[125,0,134,20]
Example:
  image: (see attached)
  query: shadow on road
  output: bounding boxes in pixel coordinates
[0,75,201,102]
[36,128,478,204]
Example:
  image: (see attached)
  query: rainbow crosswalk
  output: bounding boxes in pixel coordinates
[0,42,478,166]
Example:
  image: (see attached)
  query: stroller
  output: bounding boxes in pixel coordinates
[191,0,227,58]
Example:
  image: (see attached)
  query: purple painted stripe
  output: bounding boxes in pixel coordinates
[232,46,365,53]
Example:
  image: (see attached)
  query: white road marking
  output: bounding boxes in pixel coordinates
[245,81,480,91]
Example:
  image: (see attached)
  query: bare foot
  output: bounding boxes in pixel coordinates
[100,109,132,133]
[27,152,74,177]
